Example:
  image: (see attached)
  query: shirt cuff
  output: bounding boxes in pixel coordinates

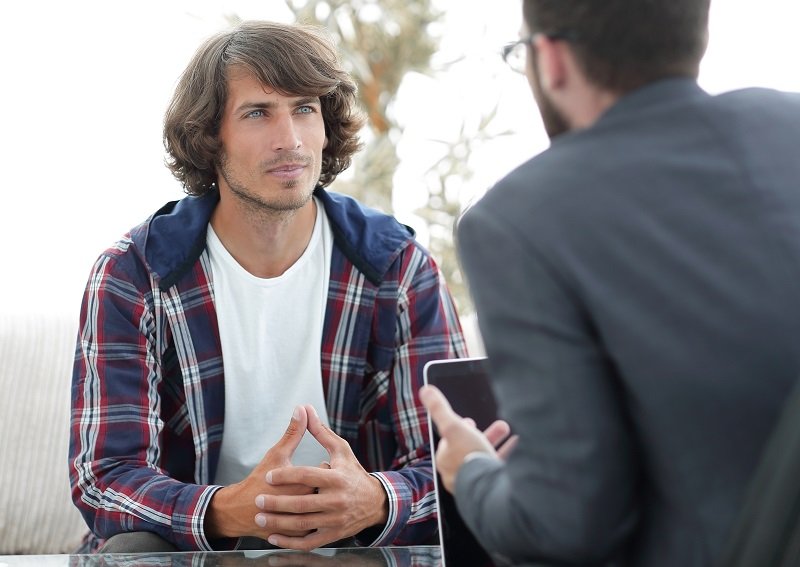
[196,484,238,551]
[355,472,401,546]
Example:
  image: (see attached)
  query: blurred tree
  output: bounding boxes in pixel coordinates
[284,0,441,215]
[231,1,506,315]
[416,106,512,316]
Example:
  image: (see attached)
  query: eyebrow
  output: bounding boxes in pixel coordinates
[293,96,322,107]
[233,96,321,115]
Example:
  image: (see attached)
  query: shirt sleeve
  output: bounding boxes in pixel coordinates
[358,243,467,546]
[68,249,222,551]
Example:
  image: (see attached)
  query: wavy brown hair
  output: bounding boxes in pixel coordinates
[164,21,365,195]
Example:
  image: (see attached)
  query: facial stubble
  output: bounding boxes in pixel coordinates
[217,151,318,216]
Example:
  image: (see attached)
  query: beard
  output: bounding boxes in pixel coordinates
[216,150,318,215]
[528,55,571,139]
[537,88,571,139]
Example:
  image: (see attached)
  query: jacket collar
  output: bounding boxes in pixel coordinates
[596,78,708,127]
[546,78,708,150]
[133,186,414,290]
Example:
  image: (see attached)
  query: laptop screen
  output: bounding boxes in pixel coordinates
[423,357,498,567]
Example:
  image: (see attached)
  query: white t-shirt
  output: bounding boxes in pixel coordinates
[208,198,334,485]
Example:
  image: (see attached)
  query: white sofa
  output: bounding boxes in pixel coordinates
[0,312,87,554]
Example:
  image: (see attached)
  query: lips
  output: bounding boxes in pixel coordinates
[268,163,305,173]
[266,162,307,179]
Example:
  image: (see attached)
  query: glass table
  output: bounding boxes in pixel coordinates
[0,546,442,567]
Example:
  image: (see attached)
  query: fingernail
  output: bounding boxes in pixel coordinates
[255,514,266,528]
[268,536,278,545]
[266,471,273,484]
[255,495,265,509]
[293,406,301,420]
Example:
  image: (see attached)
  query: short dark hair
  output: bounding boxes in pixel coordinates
[523,0,710,93]
[164,21,365,196]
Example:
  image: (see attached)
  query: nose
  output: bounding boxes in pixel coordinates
[271,113,301,151]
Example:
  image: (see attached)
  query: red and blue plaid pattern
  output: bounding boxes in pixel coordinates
[69,189,466,551]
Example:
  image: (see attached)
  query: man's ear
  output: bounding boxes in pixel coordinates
[532,34,568,92]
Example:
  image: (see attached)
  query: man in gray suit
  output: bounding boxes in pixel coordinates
[421,0,800,565]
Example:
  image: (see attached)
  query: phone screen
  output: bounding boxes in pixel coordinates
[425,357,499,567]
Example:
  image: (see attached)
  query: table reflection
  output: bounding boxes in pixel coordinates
[61,546,441,567]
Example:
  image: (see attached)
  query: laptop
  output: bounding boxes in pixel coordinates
[423,357,499,567]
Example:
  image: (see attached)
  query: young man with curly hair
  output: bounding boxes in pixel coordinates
[69,21,465,554]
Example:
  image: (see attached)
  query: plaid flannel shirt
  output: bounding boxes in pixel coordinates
[69,187,466,551]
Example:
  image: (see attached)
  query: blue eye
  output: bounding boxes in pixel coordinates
[297,106,315,114]
[246,109,264,118]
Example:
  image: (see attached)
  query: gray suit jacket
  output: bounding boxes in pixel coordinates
[455,78,800,566]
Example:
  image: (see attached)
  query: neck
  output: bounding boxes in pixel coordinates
[568,86,619,130]
[210,194,317,279]
[538,40,620,132]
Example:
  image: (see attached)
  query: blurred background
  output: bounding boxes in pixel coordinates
[0,0,798,322]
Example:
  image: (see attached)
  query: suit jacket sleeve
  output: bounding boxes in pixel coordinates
[454,200,640,563]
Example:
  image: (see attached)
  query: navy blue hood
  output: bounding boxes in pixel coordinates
[132,187,415,290]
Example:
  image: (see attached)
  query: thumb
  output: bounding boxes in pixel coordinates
[272,405,308,458]
[305,404,344,456]
[419,384,464,437]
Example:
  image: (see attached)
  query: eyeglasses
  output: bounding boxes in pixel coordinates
[501,32,578,74]
[501,35,535,74]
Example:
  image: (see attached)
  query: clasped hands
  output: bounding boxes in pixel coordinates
[205,404,388,551]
